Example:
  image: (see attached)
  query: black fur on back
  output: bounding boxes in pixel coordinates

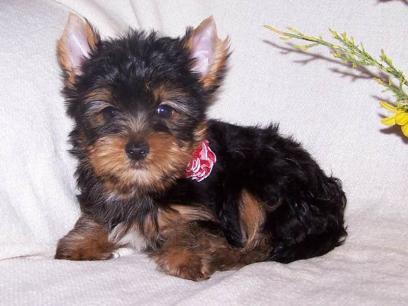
[164,120,347,262]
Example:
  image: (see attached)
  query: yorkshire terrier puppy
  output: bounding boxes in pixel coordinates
[55,14,347,281]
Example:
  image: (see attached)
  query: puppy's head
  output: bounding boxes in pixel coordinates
[58,14,229,197]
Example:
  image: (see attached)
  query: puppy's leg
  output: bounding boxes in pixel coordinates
[151,195,270,281]
[150,221,232,281]
[150,221,270,281]
[55,215,116,260]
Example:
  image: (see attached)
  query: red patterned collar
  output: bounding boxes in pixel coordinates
[185,140,216,182]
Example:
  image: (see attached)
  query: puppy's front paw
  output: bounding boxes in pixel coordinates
[55,235,114,261]
[55,216,115,261]
[152,248,213,281]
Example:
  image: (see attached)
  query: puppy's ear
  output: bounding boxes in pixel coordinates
[183,17,229,93]
[57,13,100,87]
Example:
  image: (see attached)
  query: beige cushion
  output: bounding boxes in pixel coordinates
[1,0,407,304]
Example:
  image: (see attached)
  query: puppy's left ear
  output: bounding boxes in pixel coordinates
[57,13,100,87]
[183,17,230,93]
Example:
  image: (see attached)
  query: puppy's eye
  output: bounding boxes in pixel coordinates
[101,106,119,121]
[156,104,174,119]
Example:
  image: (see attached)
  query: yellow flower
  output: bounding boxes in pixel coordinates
[380,101,408,137]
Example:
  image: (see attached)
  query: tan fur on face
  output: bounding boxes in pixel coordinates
[87,135,135,196]
[87,133,195,197]
[145,133,193,188]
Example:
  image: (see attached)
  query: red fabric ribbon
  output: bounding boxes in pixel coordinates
[185,140,216,182]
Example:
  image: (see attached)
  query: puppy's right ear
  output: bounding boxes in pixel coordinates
[57,13,99,87]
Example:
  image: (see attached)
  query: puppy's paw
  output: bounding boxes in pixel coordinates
[152,248,213,281]
[55,215,116,261]
[55,235,114,261]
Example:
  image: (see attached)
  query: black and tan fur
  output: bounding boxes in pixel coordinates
[55,14,347,281]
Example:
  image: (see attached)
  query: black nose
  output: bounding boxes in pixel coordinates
[125,141,149,161]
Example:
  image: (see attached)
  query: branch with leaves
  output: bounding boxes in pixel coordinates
[265,25,408,137]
